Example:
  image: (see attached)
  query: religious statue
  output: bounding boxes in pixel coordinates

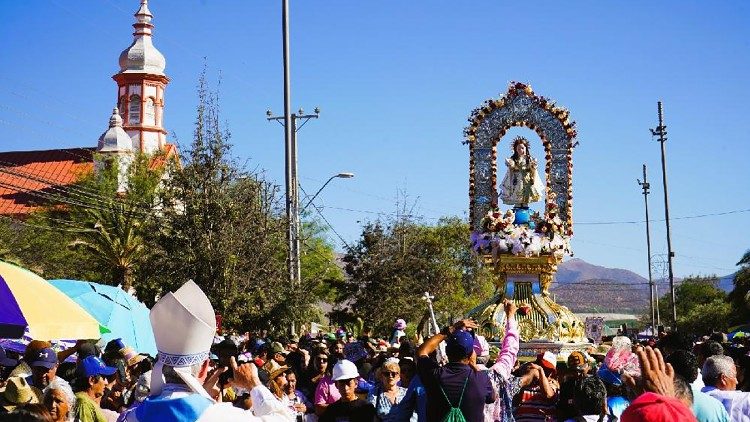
[499,136,544,207]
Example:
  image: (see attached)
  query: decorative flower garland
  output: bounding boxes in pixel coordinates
[464,81,577,236]
[471,193,572,258]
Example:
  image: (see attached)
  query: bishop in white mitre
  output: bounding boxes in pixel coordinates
[122,281,293,422]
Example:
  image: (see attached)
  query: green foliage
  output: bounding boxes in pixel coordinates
[63,153,164,290]
[140,71,340,332]
[655,275,731,336]
[728,250,750,325]
[0,152,162,289]
[340,215,493,336]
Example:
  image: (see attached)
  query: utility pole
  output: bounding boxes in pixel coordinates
[650,101,677,330]
[638,164,656,333]
[267,107,321,291]
[268,0,320,335]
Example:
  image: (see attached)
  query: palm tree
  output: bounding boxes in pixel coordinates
[69,202,146,292]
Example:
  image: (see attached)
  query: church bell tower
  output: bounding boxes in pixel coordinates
[112,0,169,154]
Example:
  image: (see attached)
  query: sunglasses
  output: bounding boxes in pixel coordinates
[382,371,399,378]
[316,357,328,362]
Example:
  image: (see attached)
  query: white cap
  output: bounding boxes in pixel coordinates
[332,359,359,381]
[149,280,216,399]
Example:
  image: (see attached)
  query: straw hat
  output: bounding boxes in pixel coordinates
[120,346,145,367]
[0,377,41,411]
[264,360,289,381]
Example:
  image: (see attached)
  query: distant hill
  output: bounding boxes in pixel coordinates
[718,273,736,292]
[551,278,649,313]
[549,258,738,312]
[554,258,648,287]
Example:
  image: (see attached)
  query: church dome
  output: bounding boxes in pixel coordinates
[98,108,134,153]
[118,0,166,75]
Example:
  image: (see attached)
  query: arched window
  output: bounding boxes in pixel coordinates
[144,97,155,125]
[129,94,141,124]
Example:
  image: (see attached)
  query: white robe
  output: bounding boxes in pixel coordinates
[499,157,544,207]
[122,383,294,422]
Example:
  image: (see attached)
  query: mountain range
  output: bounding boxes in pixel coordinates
[549,258,736,313]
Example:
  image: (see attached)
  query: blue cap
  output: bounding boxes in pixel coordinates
[76,356,117,378]
[0,346,17,367]
[446,330,475,358]
[596,365,623,386]
[29,348,58,369]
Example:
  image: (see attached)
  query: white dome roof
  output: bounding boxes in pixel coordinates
[118,0,166,75]
[98,108,134,153]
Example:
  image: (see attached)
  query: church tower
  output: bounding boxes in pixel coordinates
[113,0,169,154]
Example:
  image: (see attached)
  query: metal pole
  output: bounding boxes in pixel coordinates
[281,0,296,335]
[291,115,301,288]
[638,164,656,332]
[651,101,677,330]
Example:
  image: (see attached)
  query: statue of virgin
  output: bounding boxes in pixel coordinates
[499,136,544,207]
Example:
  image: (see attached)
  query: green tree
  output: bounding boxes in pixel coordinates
[655,275,731,336]
[142,72,339,332]
[62,153,163,291]
[0,153,162,288]
[340,215,493,335]
[728,249,750,325]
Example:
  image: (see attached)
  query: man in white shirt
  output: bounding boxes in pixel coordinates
[701,355,750,422]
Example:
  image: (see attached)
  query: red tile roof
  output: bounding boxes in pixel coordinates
[0,148,95,217]
[0,144,177,217]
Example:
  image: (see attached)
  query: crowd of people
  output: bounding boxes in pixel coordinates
[0,281,749,422]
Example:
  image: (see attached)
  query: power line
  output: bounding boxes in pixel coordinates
[576,208,750,225]
[298,184,351,250]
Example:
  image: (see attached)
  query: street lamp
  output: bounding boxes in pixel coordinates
[301,172,354,213]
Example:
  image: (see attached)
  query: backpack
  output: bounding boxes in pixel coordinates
[439,376,469,422]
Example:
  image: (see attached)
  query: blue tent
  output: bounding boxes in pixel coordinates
[49,279,156,356]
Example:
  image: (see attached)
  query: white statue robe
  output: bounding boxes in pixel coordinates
[499,157,544,207]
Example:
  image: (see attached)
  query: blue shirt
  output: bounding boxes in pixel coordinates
[389,376,424,422]
[694,386,732,422]
[367,385,409,422]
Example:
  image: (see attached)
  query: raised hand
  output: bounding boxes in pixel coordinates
[230,356,261,390]
[622,346,675,398]
[503,299,517,318]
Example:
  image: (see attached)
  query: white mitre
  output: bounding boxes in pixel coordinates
[149,280,216,399]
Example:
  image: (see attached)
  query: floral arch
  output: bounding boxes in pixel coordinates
[465,82,577,236]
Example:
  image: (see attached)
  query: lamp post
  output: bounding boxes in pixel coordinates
[301,172,354,213]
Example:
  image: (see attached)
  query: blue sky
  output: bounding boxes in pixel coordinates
[2,1,749,279]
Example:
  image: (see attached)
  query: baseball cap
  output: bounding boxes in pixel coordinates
[104,338,126,354]
[29,348,58,369]
[270,342,287,356]
[75,356,117,378]
[446,330,475,359]
[567,351,587,370]
[536,351,557,374]
[332,359,359,381]
[597,365,623,386]
[620,392,697,422]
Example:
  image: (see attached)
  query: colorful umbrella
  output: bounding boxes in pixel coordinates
[0,261,107,340]
[49,279,156,356]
